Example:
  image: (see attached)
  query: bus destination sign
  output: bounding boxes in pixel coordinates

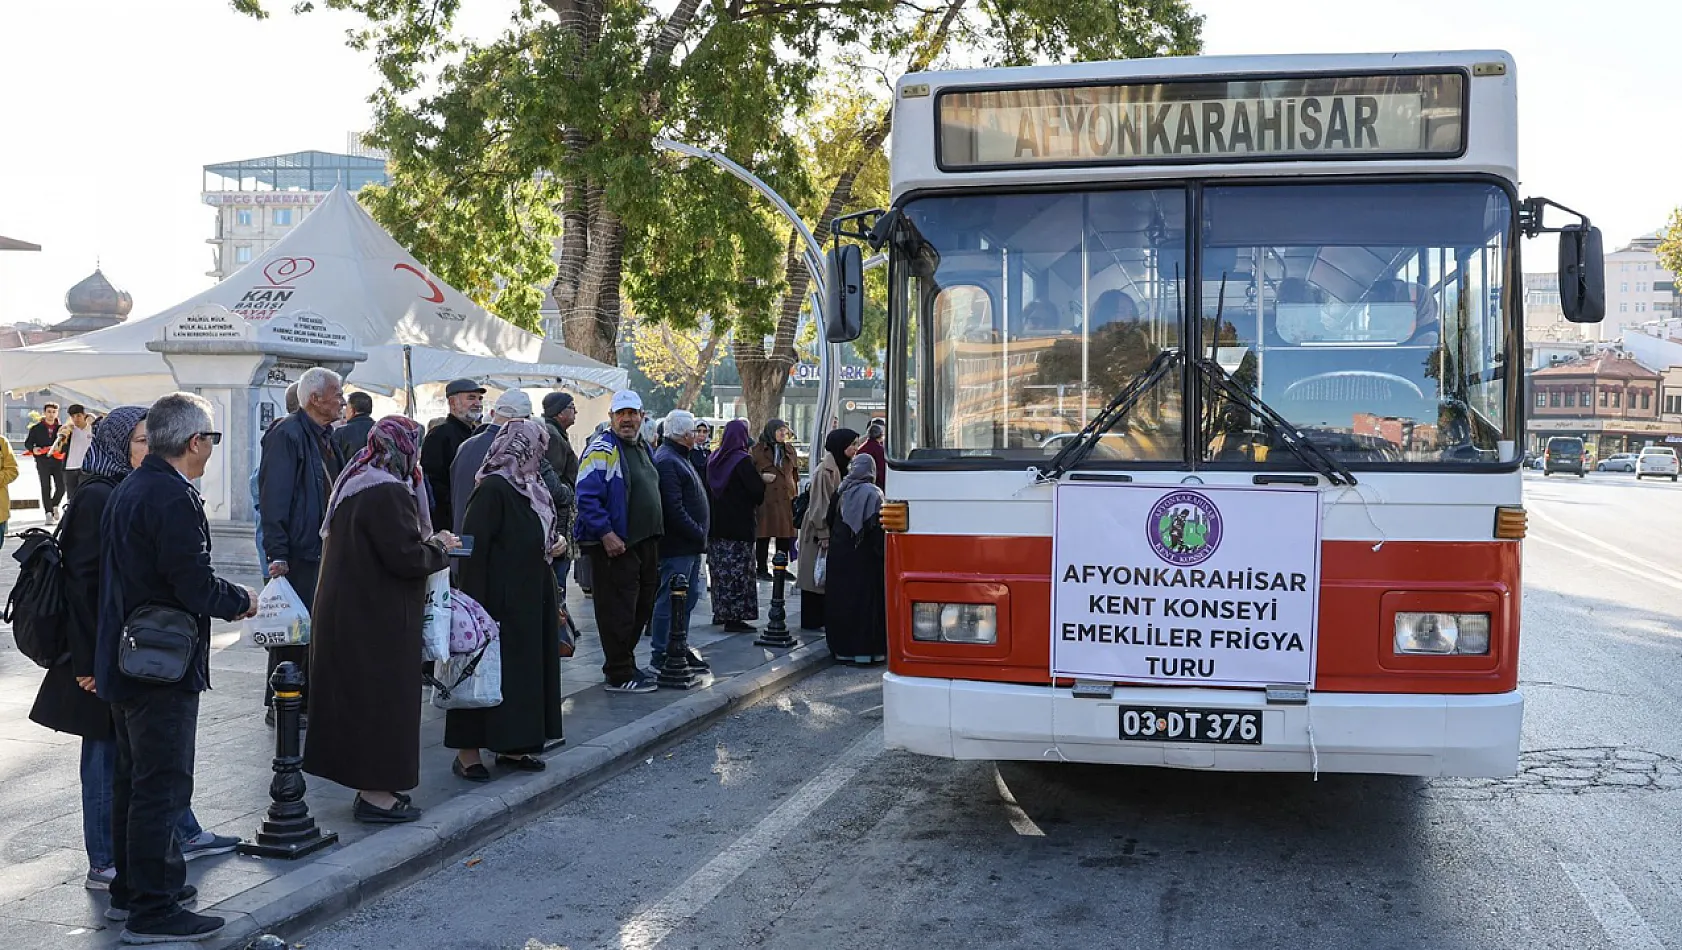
[939,72,1464,168]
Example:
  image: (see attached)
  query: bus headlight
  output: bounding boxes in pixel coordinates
[1394,612,1491,655]
[911,602,997,644]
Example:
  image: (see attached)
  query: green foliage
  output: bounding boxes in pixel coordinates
[1659,207,1682,280]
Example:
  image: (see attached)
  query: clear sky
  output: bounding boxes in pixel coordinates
[0,0,1675,326]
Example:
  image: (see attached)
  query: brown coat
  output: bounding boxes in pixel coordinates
[796,454,843,593]
[751,442,799,539]
[302,482,450,792]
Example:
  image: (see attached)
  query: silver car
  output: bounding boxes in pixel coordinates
[1597,453,1638,473]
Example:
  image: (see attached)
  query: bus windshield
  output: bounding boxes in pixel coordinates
[890,180,1515,467]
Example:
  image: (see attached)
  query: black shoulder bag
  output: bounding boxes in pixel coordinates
[118,605,199,685]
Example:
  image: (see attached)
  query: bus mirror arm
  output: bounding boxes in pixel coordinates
[1520,197,1605,325]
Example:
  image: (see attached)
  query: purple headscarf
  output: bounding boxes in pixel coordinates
[321,415,431,539]
[477,418,558,550]
[706,419,753,497]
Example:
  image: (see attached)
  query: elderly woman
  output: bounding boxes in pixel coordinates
[795,428,858,631]
[29,408,232,885]
[304,417,457,823]
[447,419,566,781]
[706,420,765,633]
[751,419,799,579]
[823,455,888,665]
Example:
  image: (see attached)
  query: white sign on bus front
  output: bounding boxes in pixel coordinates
[1050,483,1321,687]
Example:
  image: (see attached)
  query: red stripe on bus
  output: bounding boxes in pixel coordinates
[885,534,1519,694]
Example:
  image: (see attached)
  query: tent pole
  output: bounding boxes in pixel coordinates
[402,344,416,418]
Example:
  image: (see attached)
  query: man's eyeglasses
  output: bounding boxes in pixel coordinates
[197,432,223,446]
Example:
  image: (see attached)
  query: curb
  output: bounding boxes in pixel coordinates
[205,639,834,949]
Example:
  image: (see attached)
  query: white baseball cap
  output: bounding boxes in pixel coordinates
[610,390,643,413]
[492,390,532,419]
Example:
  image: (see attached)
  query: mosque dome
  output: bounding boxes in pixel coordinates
[55,267,133,333]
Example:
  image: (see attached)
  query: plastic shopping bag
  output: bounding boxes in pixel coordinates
[421,570,452,662]
[430,637,502,710]
[813,549,827,588]
[245,577,310,648]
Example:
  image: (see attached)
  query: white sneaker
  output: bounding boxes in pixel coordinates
[44,510,58,525]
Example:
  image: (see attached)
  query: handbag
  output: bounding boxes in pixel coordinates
[118,605,199,685]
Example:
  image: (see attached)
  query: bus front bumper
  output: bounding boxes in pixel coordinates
[883,673,1522,778]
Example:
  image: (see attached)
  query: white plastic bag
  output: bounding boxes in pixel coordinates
[245,577,310,648]
[431,637,503,710]
[421,570,452,663]
[814,549,827,588]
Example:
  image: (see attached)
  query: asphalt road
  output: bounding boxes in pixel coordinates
[304,472,1682,950]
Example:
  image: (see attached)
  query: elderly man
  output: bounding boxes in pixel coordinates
[96,393,257,944]
[648,410,710,673]
[541,392,580,596]
[333,391,376,460]
[420,378,485,533]
[576,391,664,693]
[450,390,566,536]
[257,366,347,724]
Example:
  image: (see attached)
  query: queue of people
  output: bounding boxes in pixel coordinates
[19,373,888,943]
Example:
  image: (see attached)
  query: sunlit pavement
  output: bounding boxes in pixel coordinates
[293,474,1682,950]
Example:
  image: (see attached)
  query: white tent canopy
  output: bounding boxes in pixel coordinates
[1,187,625,406]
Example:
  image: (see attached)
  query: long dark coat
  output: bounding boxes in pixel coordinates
[29,474,120,739]
[302,482,449,791]
[823,513,887,661]
[445,474,563,755]
[751,443,798,539]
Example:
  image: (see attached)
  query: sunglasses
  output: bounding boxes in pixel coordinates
[197,432,223,446]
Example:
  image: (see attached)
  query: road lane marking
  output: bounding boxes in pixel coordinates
[617,726,884,950]
[1529,506,1682,587]
[1559,861,1665,950]
[1526,532,1682,596]
[992,765,1045,837]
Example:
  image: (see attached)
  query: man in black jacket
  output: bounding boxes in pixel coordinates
[257,366,346,722]
[95,392,256,944]
[648,410,709,672]
[542,391,580,596]
[24,402,66,522]
[419,378,484,532]
[332,390,375,460]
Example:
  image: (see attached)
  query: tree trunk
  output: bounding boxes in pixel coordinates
[677,326,725,410]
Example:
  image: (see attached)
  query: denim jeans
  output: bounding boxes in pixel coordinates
[648,554,703,663]
[111,688,199,929]
[81,737,203,869]
[552,557,572,601]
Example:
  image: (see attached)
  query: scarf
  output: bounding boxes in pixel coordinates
[824,428,859,476]
[477,417,558,549]
[81,406,148,479]
[838,454,883,537]
[707,419,752,497]
[321,415,431,539]
[759,418,789,468]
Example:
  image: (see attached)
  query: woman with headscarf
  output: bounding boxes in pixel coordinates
[823,454,887,664]
[751,419,799,578]
[795,428,858,631]
[705,420,765,633]
[304,417,457,823]
[30,408,232,886]
[447,418,566,781]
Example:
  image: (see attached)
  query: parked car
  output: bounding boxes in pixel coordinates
[1543,436,1586,477]
[1636,446,1679,481]
[1597,453,1639,473]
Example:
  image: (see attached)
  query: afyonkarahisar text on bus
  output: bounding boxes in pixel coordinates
[1050,484,1322,687]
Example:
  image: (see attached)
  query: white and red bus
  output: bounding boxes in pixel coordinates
[824,51,1604,777]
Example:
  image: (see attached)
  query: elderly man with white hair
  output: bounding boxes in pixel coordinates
[647,409,711,674]
[257,365,347,724]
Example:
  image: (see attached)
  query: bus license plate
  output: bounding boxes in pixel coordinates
[1118,707,1262,745]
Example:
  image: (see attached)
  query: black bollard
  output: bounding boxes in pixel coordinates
[657,575,702,689]
[754,551,797,648]
[237,661,338,859]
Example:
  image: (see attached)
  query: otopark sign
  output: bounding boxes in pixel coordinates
[1051,483,1322,687]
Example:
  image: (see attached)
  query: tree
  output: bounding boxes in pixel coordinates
[626,315,726,410]
[1658,207,1682,279]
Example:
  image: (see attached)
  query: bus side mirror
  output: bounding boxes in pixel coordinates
[826,243,863,343]
[1559,226,1605,324]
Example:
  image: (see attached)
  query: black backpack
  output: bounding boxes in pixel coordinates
[4,522,70,669]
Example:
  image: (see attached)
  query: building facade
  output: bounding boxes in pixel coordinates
[202,149,389,283]
[1526,352,1678,457]
[1598,231,1677,343]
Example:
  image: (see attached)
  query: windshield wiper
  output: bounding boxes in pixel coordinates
[1038,348,1182,483]
[1191,355,1358,487]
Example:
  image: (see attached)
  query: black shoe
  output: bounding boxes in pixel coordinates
[264,707,275,727]
[119,908,224,944]
[756,571,774,581]
[354,794,422,824]
[452,759,491,783]
[495,754,547,772]
[723,621,757,634]
[686,649,711,672]
[106,885,197,921]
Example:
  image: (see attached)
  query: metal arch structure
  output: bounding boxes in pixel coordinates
[652,137,844,455]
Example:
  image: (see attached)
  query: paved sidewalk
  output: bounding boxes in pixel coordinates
[0,512,828,949]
